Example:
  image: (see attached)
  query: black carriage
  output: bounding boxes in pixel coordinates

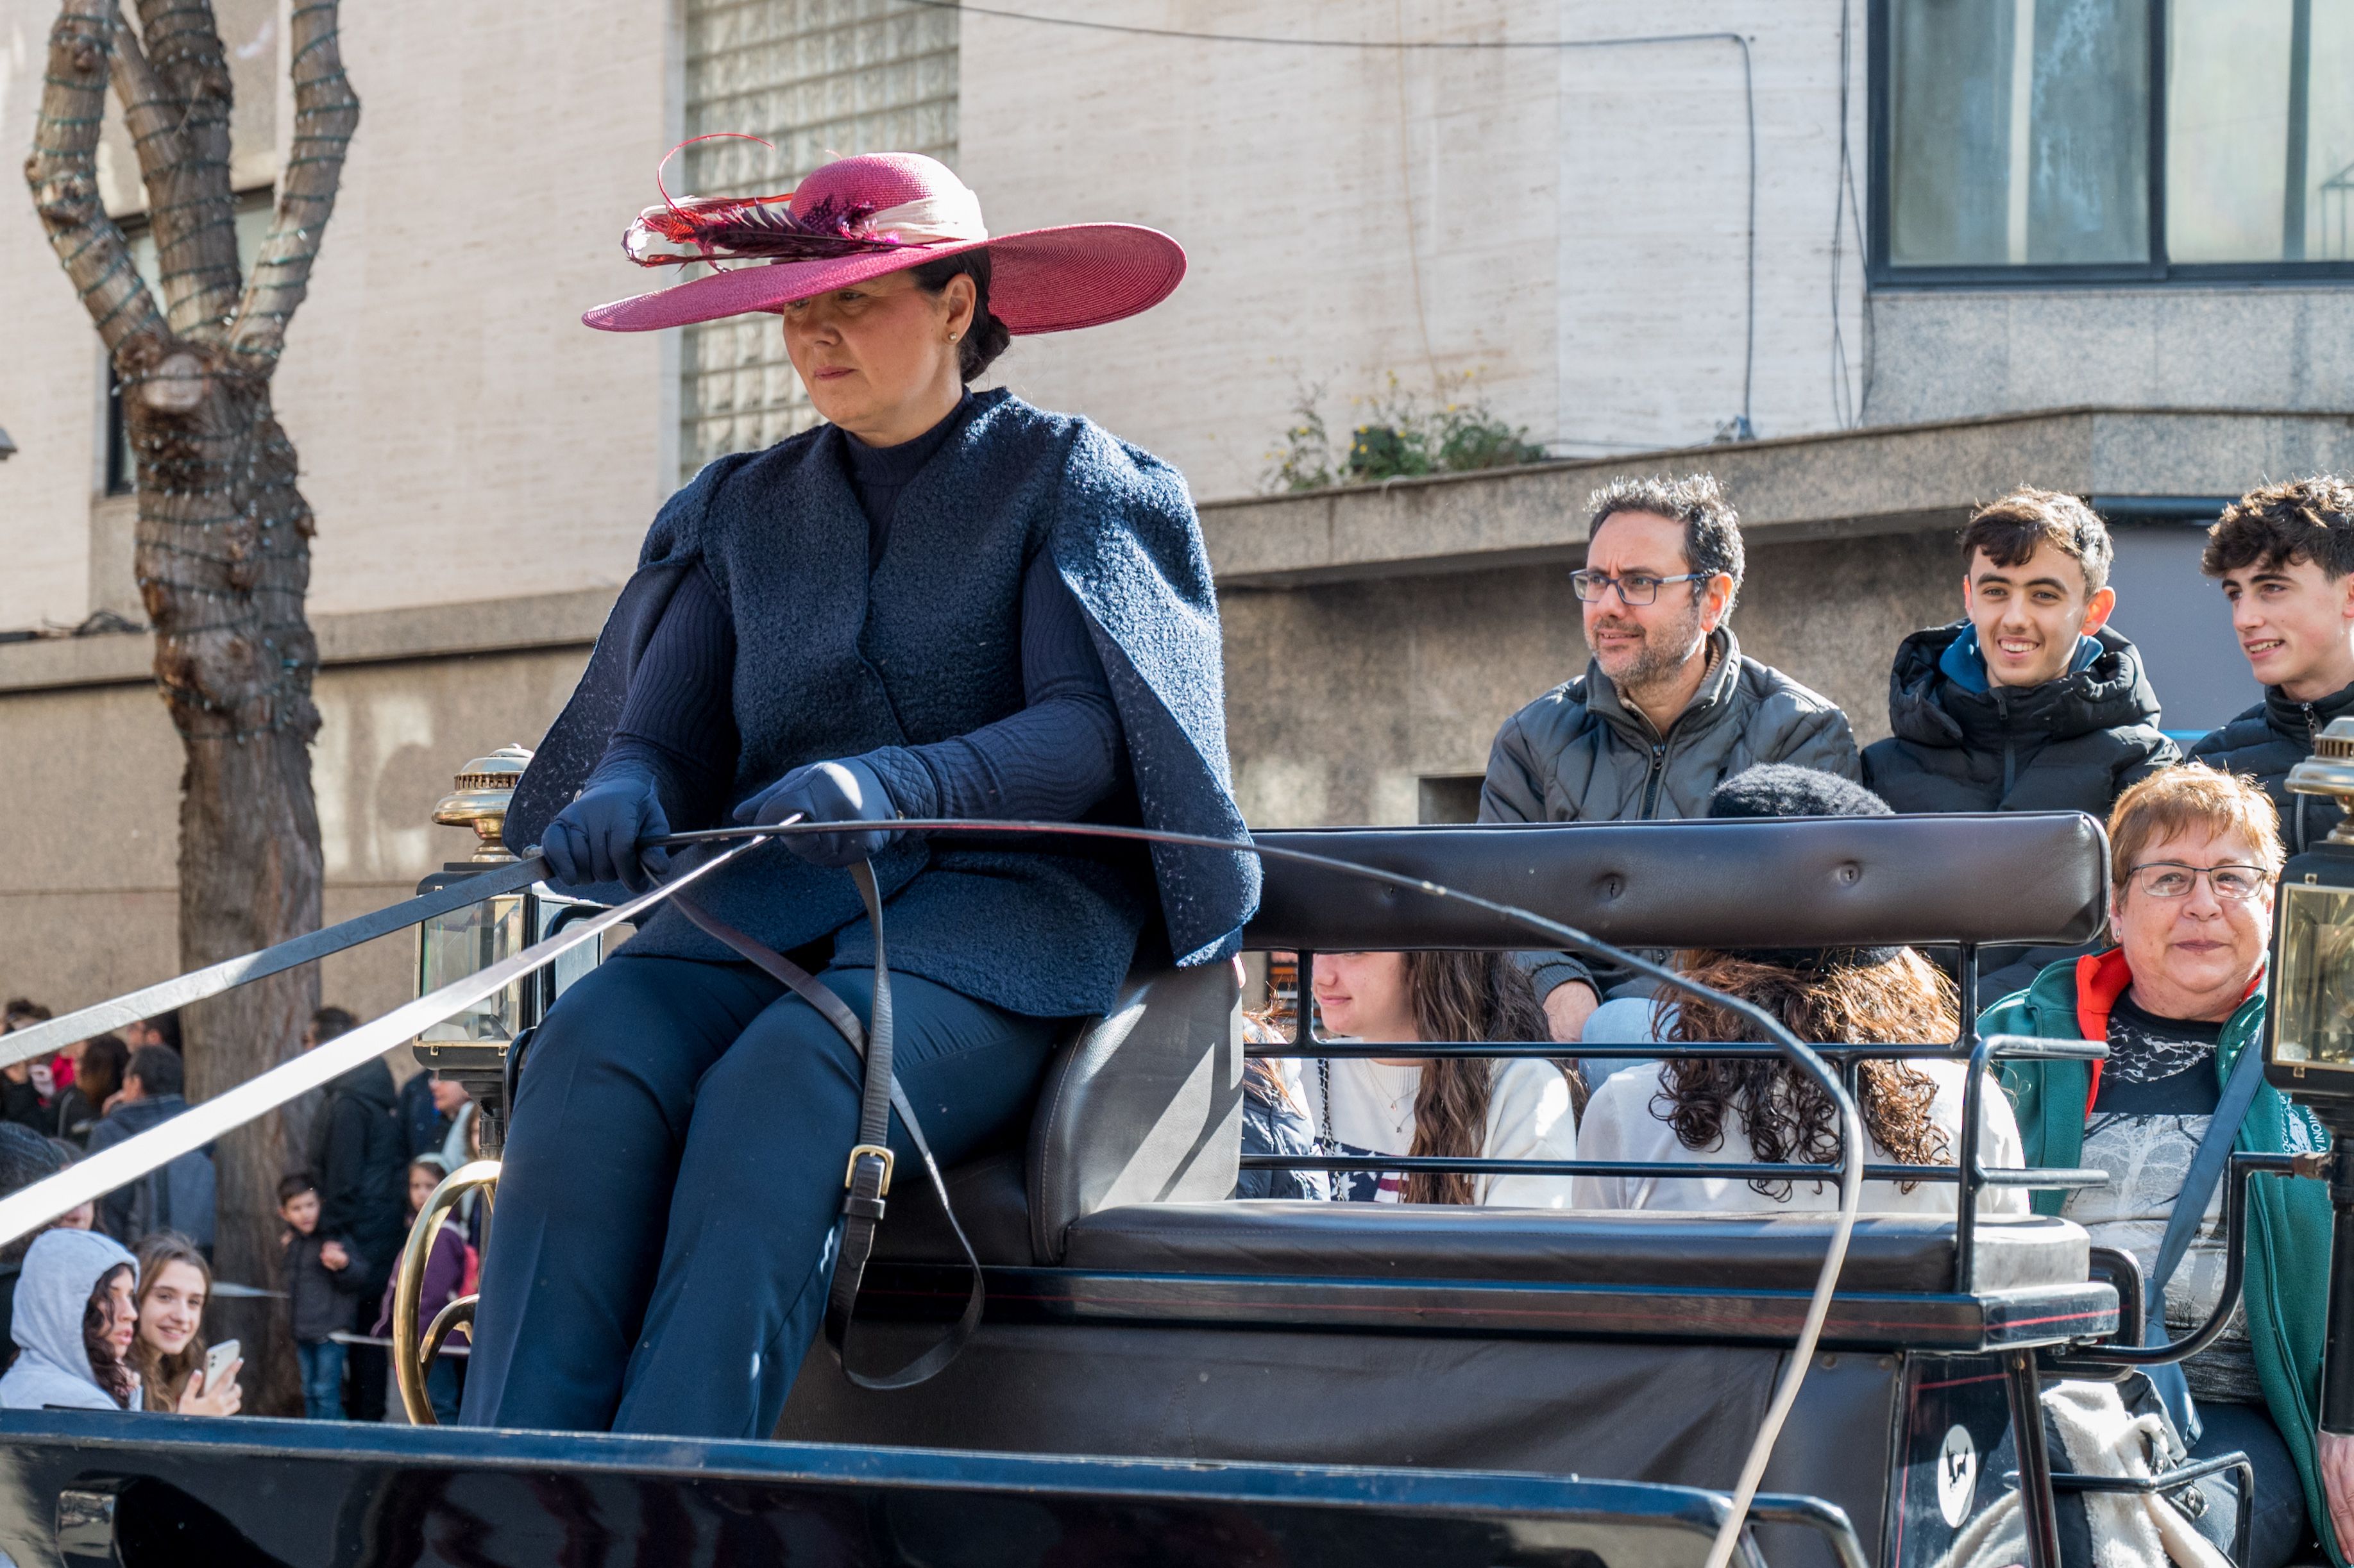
[0,801,2292,1568]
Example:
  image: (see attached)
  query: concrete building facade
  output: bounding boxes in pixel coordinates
[2,0,2348,1019]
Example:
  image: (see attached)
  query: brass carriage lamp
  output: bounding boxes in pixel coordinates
[412,746,601,1050]
[2267,716,2354,1433]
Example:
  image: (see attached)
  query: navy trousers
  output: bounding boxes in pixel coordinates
[459,954,1063,1438]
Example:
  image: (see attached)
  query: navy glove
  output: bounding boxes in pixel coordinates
[541,764,671,893]
[732,757,899,867]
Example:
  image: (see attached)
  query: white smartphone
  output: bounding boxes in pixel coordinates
[203,1339,240,1390]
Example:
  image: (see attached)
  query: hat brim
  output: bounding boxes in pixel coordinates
[582,223,1185,334]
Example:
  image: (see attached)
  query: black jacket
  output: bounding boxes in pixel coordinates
[2185,679,2354,855]
[1861,622,2178,817]
[306,1061,407,1297]
[0,1077,44,1137]
[283,1229,362,1342]
[49,1085,103,1147]
[395,1071,450,1161]
[1863,622,2178,1002]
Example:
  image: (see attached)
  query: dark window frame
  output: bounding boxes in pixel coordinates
[1867,0,2354,289]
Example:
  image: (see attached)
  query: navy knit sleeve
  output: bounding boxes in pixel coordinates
[591,562,738,818]
[862,551,1125,822]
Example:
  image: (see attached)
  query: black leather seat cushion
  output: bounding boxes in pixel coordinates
[1062,1202,2087,1294]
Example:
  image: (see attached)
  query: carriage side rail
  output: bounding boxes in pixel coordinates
[0,856,552,1074]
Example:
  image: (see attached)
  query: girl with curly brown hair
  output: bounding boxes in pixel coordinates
[1571,766,2026,1214]
[1292,950,1582,1206]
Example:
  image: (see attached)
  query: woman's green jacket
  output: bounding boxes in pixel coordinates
[1986,957,2339,1561]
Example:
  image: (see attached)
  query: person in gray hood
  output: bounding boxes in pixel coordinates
[0,1228,137,1411]
[1480,473,1861,1040]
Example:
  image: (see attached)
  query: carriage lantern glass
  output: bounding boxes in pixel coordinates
[2267,717,2354,1437]
[2269,720,2354,1103]
[413,746,602,1044]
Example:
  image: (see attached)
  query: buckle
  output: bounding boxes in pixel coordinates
[844,1143,895,1195]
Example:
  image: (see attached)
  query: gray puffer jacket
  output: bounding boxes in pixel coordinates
[1478,627,1862,999]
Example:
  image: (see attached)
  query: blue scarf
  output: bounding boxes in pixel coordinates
[1936,625,2103,695]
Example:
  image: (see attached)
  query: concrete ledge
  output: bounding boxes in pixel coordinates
[0,587,617,695]
[1199,405,2354,587]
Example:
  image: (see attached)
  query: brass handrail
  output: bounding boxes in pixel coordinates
[392,1159,501,1425]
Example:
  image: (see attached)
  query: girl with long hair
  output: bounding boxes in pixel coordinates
[1572,765,2026,1213]
[1298,950,1581,1206]
[130,1232,241,1415]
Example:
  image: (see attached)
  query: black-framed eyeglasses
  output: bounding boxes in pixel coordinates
[1568,569,1707,606]
[2125,862,2273,902]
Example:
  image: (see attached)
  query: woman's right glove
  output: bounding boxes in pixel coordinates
[541,763,671,893]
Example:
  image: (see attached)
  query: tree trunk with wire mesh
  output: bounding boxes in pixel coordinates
[26,0,357,1413]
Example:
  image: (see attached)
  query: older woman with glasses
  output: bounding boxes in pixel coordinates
[1988,765,2344,1568]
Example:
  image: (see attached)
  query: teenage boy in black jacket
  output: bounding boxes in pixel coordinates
[1863,489,2177,997]
[2187,476,2354,854]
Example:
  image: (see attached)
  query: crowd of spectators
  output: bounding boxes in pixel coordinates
[0,999,479,1424]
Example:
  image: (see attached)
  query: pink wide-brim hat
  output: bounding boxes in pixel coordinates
[584,151,1186,335]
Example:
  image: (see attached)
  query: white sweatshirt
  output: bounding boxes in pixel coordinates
[1281,1054,1580,1208]
[1571,1057,2029,1215]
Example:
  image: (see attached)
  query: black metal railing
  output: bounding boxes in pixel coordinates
[1246,947,2109,1293]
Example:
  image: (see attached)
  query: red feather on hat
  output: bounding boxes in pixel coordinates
[624,192,902,268]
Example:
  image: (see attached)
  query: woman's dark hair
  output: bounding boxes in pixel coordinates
[1397,952,1579,1206]
[129,1233,210,1412]
[83,1261,135,1408]
[909,250,1011,382]
[74,1035,128,1108]
[1657,949,1956,1198]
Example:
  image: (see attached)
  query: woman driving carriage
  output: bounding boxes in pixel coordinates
[1991,766,2347,1568]
[469,151,1256,1439]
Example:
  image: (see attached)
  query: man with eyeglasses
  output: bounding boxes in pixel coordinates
[1478,473,1859,1042]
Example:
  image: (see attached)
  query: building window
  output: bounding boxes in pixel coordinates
[1417,775,1484,825]
[1873,0,2354,282]
[678,0,959,481]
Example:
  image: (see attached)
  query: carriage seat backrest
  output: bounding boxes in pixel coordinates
[1024,957,1242,1263]
[1246,814,2109,953]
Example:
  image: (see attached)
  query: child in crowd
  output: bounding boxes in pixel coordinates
[131,1232,239,1415]
[0,1228,138,1410]
[374,1154,471,1422]
[280,1173,351,1420]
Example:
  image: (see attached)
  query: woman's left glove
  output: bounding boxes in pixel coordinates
[732,757,901,867]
